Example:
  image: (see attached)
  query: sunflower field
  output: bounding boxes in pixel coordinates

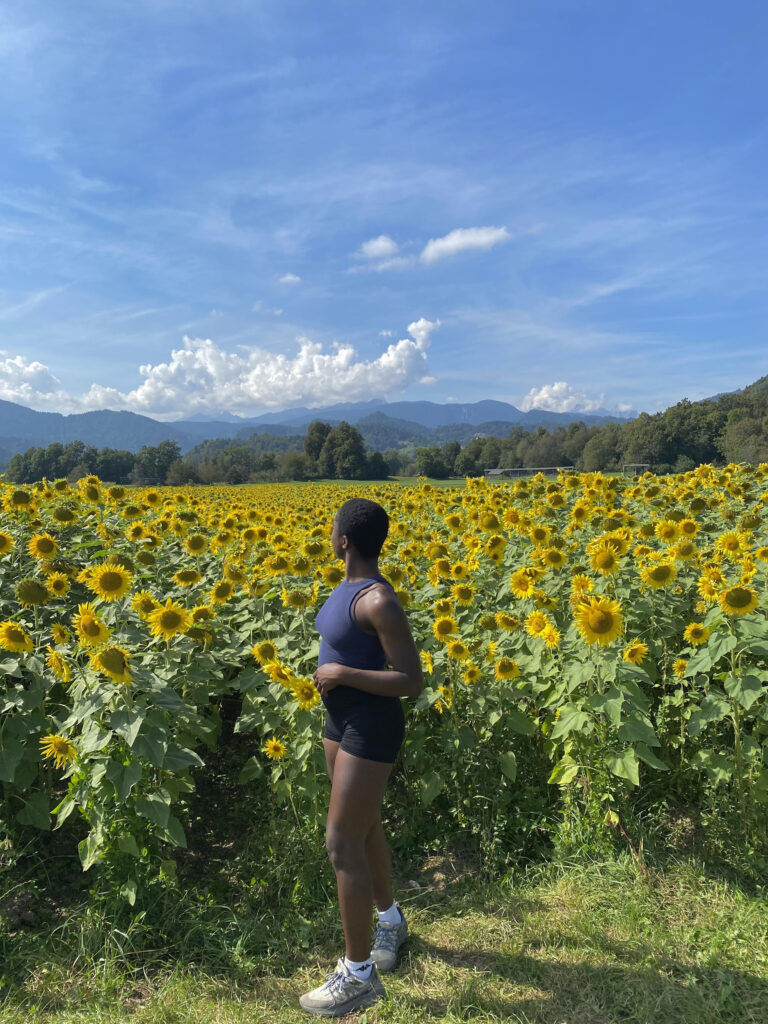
[1,465,767,901]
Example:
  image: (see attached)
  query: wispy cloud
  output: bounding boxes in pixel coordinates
[420,226,510,264]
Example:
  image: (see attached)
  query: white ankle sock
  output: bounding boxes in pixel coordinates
[377,901,402,926]
[343,955,372,980]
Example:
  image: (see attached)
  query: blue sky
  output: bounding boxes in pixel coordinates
[1,0,767,420]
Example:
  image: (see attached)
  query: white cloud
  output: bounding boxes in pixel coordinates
[356,235,399,260]
[419,375,437,385]
[420,226,510,264]
[520,381,603,413]
[278,272,301,285]
[378,329,393,337]
[0,352,63,405]
[1,319,440,418]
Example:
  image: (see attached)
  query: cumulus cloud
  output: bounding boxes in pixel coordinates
[520,381,603,413]
[420,226,510,264]
[419,375,437,385]
[0,319,441,419]
[278,272,301,285]
[0,351,63,405]
[356,235,399,260]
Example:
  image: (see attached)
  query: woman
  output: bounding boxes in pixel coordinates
[299,497,423,1017]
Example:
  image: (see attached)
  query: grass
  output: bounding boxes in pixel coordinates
[3,855,767,1023]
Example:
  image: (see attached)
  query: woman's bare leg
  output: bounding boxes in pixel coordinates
[324,741,394,917]
[324,748,393,961]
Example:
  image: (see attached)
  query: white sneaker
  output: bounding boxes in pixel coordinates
[370,906,408,972]
[299,958,386,1017]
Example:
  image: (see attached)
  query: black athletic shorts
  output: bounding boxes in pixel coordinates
[323,697,405,763]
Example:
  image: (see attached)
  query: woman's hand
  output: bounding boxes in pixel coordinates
[313,662,346,697]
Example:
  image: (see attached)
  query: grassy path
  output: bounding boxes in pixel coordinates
[3,858,767,1023]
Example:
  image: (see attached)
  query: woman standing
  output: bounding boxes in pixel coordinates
[299,498,423,1017]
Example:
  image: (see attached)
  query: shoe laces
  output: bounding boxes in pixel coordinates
[373,921,400,952]
[321,968,347,995]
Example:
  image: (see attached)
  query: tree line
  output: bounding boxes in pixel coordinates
[5,381,768,485]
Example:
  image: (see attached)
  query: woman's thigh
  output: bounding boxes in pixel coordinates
[326,749,393,840]
[324,737,340,783]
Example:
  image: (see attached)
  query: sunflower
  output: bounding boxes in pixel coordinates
[263,737,287,760]
[683,622,711,646]
[184,533,208,556]
[291,677,321,710]
[451,584,474,607]
[654,520,679,544]
[27,533,58,559]
[281,587,312,610]
[131,590,159,620]
[541,623,561,649]
[541,547,567,570]
[672,658,687,678]
[263,661,293,687]
[0,620,33,653]
[446,638,470,661]
[321,564,344,586]
[509,566,540,599]
[50,623,71,645]
[641,561,677,589]
[494,611,520,633]
[45,572,70,597]
[716,530,747,558]
[450,560,471,581]
[45,645,71,682]
[146,599,193,640]
[420,649,434,675]
[173,568,202,587]
[87,561,133,602]
[432,616,458,641]
[0,531,13,555]
[15,578,50,608]
[73,602,111,648]
[209,579,235,604]
[718,585,758,616]
[755,545,768,563]
[494,657,520,681]
[529,524,551,547]
[623,639,649,665]
[191,604,215,622]
[462,662,481,685]
[590,545,621,576]
[434,685,453,714]
[574,596,623,646]
[525,610,549,637]
[251,639,279,665]
[478,613,499,632]
[678,518,699,538]
[39,734,77,770]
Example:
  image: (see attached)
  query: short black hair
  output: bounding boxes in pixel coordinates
[335,498,389,558]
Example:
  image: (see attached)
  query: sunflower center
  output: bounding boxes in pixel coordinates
[100,648,127,673]
[160,610,183,630]
[81,618,102,637]
[649,566,672,582]
[100,571,124,592]
[725,587,752,608]
[595,551,615,569]
[587,609,615,634]
[37,538,55,554]
[6,626,25,644]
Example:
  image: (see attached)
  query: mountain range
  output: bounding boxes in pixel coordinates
[0,397,635,467]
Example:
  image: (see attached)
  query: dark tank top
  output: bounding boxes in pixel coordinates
[315,574,399,712]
